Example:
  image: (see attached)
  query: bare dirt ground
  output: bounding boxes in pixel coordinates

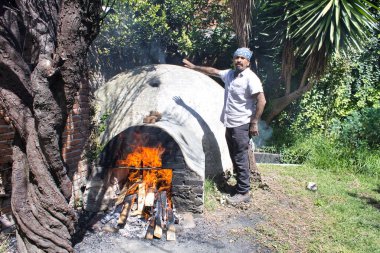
[3,166,320,253]
[73,166,320,253]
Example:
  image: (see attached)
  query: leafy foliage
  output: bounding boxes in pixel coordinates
[291,37,380,132]
[252,0,379,123]
[277,36,380,176]
[288,0,378,57]
[92,0,234,79]
[330,107,380,150]
[280,132,380,176]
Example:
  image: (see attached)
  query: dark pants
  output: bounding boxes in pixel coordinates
[225,123,250,194]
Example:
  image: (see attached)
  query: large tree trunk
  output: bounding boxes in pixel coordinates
[229,0,254,47]
[264,52,319,124]
[264,83,313,124]
[0,1,101,252]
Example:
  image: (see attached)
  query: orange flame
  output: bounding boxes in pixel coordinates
[117,145,165,168]
[142,169,172,191]
[115,145,172,199]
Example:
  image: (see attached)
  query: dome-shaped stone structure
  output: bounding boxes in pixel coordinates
[94,64,232,180]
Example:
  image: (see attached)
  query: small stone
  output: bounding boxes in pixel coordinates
[102,225,119,233]
[306,182,317,191]
[182,212,196,229]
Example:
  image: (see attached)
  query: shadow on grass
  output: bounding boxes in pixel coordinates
[374,185,380,194]
[347,189,380,212]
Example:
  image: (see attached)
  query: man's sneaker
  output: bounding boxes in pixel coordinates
[226,192,250,205]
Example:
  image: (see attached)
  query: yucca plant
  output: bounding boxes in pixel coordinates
[264,0,378,123]
[289,0,378,57]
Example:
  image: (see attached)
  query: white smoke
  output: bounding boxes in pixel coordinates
[252,120,273,148]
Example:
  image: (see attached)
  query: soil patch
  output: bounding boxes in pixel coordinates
[73,166,320,252]
[3,166,320,252]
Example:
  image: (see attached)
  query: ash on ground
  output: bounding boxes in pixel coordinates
[73,206,272,253]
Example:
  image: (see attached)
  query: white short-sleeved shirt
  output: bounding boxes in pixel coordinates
[219,68,263,128]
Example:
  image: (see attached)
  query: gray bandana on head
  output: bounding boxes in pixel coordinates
[233,48,253,61]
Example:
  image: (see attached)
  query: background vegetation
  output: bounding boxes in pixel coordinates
[276,36,380,177]
[92,0,379,178]
[92,0,235,79]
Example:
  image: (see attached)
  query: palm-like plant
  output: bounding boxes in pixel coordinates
[290,0,377,57]
[264,0,378,123]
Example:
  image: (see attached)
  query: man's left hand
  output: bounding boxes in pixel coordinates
[249,123,259,138]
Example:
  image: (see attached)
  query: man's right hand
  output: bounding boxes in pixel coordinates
[183,59,195,69]
[182,59,220,77]
[249,122,259,138]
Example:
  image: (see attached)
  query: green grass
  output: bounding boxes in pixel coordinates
[280,133,380,177]
[0,234,10,253]
[269,165,380,253]
[204,178,220,211]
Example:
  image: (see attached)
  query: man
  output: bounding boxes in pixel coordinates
[183,47,266,204]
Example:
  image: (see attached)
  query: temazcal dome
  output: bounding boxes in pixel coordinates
[94,64,233,179]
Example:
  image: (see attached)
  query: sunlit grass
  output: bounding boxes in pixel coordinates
[0,234,9,253]
[265,165,380,253]
[204,178,219,211]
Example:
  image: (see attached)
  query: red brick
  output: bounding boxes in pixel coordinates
[0,126,13,134]
[0,155,12,164]
[0,143,12,149]
[78,95,90,103]
[75,120,89,126]
[66,161,80,170]
[79,108,90,115]
[0,132,14,140]
[63,149,82,158]
[73,103,80,110]
[71,132,87,140]
[0,139,13,145]
[67,138,85,147]
[79,82,89,89]
[70,115,82,121]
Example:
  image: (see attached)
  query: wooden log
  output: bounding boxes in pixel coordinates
[166,206,176,241]
[117,194,136,226]
[160,191,167,227]
[166,223,176,241]
[137,182,146,214]
[115,182,138,206]
[145,216,155,240]
[153,195,162,238]
[117,205,128,226]
[144,188,155,207]
[167,206,174,224]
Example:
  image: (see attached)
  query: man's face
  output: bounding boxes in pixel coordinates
[233,56,250,72]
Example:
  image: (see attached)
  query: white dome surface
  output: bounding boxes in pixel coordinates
[94,64,233,179]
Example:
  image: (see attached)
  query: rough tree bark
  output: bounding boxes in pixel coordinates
[0,1,101,252]
[264,49,325,124]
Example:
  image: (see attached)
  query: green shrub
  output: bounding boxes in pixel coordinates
[281,133,380,176]
[280,135,313,164]
[330,108,380,150]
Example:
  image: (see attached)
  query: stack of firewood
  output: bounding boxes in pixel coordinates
[114,177,176,240]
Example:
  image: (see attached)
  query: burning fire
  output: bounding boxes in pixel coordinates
[116,144,172,193]
[112,144,176,240]
[117,145,165,168]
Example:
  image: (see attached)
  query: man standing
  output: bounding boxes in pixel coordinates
[183,48,266,204]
